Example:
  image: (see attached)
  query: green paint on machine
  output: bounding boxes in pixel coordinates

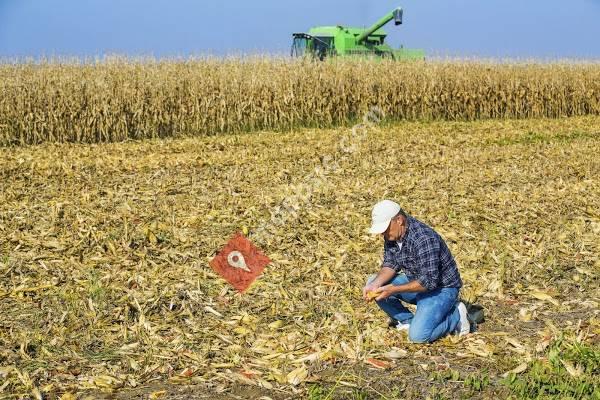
[291,7,425,61]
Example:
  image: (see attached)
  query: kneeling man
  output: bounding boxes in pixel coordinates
[364,200,470,343]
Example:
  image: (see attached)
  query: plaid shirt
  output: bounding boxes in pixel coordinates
[382,216,462,291]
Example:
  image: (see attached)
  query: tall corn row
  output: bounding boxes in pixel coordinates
[1,59,599,145]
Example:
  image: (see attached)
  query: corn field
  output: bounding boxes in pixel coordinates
[1,58,599,145]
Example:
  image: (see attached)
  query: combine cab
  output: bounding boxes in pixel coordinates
[291,7,424,61]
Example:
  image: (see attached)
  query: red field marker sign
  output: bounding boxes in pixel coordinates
[210,233,271,293]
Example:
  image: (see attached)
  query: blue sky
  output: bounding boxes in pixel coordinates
[1,0,599,59]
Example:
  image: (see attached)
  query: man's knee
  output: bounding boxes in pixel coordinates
[408,326,433,344]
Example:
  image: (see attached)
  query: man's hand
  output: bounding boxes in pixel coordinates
[374,284,398,301]
[363,267,397,302]
[363,283,381,302]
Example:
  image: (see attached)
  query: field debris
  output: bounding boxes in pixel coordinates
[0,117,599,397]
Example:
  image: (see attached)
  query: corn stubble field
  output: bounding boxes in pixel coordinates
[0,60,599,399]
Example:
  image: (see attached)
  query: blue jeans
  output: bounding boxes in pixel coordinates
[367,273,461,343]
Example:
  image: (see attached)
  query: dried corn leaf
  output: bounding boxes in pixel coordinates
[286,366,308,386]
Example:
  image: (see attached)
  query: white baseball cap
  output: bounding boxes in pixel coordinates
[369,200,401,234]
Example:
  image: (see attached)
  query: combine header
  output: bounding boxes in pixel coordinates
[291,6,424,61]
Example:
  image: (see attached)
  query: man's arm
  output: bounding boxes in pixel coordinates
[363,240,402,300]
[364,266,428,301]
[372,279,426,301]
[412,236,441,292]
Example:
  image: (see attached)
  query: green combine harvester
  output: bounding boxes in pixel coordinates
[291,6,424,61]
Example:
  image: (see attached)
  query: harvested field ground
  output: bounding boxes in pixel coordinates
[1,117,599,399]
